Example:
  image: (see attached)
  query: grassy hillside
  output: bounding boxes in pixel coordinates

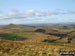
[0,39,75,56]
[0,24,37,31]
[0,24,75,56]
[0,32,60,43]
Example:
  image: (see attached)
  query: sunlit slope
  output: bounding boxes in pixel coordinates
[0,32,60,42]
[15,32,60,42]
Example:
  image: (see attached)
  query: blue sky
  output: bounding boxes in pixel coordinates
[0,0,75,24]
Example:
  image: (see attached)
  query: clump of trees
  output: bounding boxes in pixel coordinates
[73,25,75,28]
[62,26,69,29]
[35,29,46,33]
[43,39,56,42]
[67,38,72,43]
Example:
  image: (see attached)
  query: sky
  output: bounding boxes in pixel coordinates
[0,0,75,24]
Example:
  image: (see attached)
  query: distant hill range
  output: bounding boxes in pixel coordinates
[0,22,75,26]
[20,22,75,26]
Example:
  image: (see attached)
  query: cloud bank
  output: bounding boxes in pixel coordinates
[0,9,75,24]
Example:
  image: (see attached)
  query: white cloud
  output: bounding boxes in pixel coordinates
[68,10,75,14]
[0,9,75,24]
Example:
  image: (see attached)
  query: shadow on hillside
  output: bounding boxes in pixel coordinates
[48,33,67,38]
[43,39,56,42]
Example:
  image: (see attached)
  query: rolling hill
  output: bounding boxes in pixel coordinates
[0,24,75,56]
